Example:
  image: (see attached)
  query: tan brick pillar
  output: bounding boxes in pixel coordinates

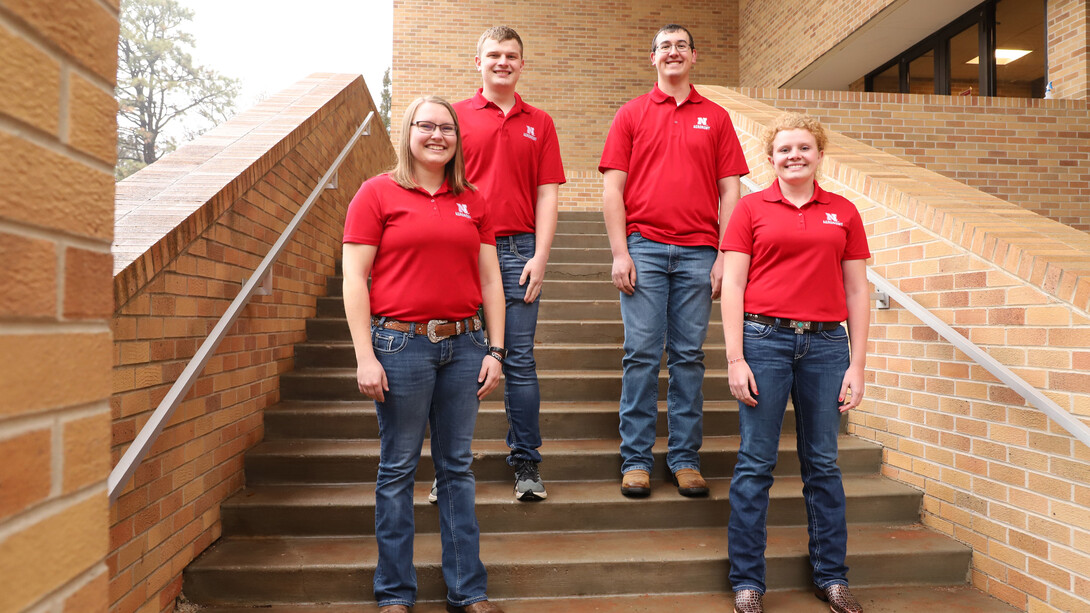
[0,1,119,611]
[1048,0,1090,99]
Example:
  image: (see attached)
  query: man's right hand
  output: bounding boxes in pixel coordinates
[612,253,637,295]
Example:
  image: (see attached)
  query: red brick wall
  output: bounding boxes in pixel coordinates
[109,74,394,613]
[0,0,118,611]
[738,88,1090,231]
[392,0,740,211]
[714,85,1090,612]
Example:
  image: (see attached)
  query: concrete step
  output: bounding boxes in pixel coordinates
[243,435,882,485]
[549,232,610,249]
[280,367,732,402]
[293,340,729,370]
[263,400,786,441]
[304,318,724,345]
[193,585,1021,612]
[326,278,620,301]
[548,246,611,263]
[221,475,921,537]
[554,219,606,235]
[182,524,971,605]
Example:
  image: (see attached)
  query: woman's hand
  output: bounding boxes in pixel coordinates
[477,355,503,399]
[728,358,759,407]
[357,356,389,402]
[838,364,865,412]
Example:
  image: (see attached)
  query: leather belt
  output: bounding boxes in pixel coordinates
[372,315,482,343]
[744,312,841,334]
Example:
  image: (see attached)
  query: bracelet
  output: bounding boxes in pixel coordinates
[728,357,745,365]
[487,351,505,363]
[487,346,507,363]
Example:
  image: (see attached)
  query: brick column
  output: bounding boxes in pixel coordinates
[0,1,118,612]
[1048,0,1090,99]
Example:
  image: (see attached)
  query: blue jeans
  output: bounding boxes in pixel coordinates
[370,324,489,608]
[728,320,851,593]
[618,233,717,475]
[496,233,543,465]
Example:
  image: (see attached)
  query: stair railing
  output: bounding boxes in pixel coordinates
[739,176,1090,449]
[108,111,376,503]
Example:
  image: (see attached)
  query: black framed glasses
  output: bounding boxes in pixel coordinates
[412,121,457,136]
[656,41,692,54]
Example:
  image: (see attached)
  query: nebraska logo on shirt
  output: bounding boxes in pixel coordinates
[693,117,710,131]
[823,212,843,226]
[455,203,472,220]
[523,125,537,141]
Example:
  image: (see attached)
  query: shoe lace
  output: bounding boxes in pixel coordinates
[515,461,540,482]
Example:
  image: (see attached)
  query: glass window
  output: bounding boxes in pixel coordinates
[949,23,979,96]
[995,0,1045,97]
[909,50,935,95]
[871,64,900,93]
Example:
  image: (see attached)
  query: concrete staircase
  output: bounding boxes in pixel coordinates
[184,212,1018,612]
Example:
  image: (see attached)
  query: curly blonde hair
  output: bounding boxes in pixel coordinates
[762,112,828,157]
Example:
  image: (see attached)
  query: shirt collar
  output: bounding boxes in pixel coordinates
[470,88,525,115]
[762,179,831,206]
[650,83,703,105]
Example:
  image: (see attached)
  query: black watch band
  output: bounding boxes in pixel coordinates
[488,346,508,362]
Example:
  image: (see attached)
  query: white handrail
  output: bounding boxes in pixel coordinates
[108,111,376,503]
[739,175,1090,449]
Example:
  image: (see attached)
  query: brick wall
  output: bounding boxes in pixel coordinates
[109,74,394,613]
[737,88,1090,231]
[0,1,118,612]
[392,0,739,211]
[739,0,895,88]
[712,86,1090,612]
[1049,0,1090,100]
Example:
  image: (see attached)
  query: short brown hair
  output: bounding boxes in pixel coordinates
[390,96,474,195]
[652,24,695,52]
[762,112,828,157]
[477,25,523,56]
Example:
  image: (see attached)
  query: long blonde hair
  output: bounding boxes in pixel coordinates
[390,96,474,195]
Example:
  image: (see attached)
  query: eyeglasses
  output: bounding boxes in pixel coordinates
[412,121,457,136]
[655,41,692,53]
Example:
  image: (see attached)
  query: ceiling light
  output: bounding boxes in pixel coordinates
[966,49,1032,65]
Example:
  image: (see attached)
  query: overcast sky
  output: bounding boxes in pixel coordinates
[177,0,393,110]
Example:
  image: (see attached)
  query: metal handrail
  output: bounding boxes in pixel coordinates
[108,111,376,503]
[739,176,1090,449]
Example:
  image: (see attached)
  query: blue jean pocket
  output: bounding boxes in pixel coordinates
[742,320,774,339]
[371,328,408,354]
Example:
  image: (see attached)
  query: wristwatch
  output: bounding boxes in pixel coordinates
[488,346,508,363]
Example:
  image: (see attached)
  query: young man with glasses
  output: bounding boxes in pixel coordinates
[449,25,566,502]
[599,24,748,499]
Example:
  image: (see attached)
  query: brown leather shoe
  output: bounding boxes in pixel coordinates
[816,583,863,613]
[733,589,764,613]
[672,468,709,497]
[446,601,504,613]
[620,469,651,498]
[378,606,410,613]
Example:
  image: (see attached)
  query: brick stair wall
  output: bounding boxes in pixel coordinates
[108,74,395,613]
[0,1,119,612]
[705,85,1090,612]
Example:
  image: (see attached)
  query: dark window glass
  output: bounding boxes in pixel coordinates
[872,64,900,93]
[995,0,1046,97]
[949,23,979,96]
[909,51,935,95]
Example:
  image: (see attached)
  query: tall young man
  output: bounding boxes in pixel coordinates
[453,26,566,501]
[599,24,748,499]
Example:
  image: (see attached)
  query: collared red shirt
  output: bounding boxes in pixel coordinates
[599,84,749,248]
[720,180,871,322]
[454,90,566,237]
[343,174,495,321]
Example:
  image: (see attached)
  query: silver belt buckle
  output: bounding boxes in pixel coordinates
[792,320,807,334]
[426,319,450,343]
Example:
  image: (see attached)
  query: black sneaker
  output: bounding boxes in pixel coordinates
[514,461,547,501]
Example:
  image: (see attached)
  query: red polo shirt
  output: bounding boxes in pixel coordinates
[720,180,871,322]
[454,90,566,237]
[343,174,495,322]
[598,84,749,248]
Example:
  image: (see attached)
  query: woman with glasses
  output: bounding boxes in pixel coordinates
[720,113,870,613]
[343,96,507,613]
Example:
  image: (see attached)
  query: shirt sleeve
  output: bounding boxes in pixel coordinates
[598,104,633,174]
[343,178,384,245]
[719,195,755,254]
[842,203,871,261]
[474,190,496,246]
[538,114,567,185]
[716,109,750,180]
